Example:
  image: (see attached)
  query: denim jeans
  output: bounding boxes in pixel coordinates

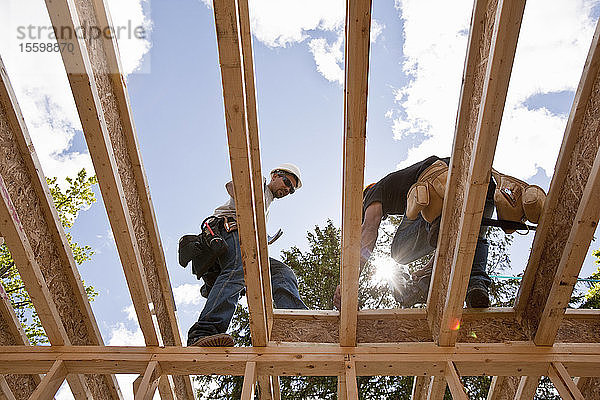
[187,230,307,344]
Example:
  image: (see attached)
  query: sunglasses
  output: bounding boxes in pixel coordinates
[276,172,295,194]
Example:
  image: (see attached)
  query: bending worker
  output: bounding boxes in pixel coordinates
[334,155,495,309]
[185,163,307,347]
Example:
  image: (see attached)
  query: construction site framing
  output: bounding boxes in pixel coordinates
[0,0,599,398]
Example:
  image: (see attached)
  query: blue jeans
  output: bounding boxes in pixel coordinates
[187,230,307,344]
[390,214,491,290]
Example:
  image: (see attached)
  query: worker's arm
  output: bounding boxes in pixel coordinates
[333,202,383,309]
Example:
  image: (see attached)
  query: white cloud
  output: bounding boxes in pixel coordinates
[0,0,152,184]
[108,322,145,345]
[198,0,383,84]
[392,0,599,180]
[173,283,204,306]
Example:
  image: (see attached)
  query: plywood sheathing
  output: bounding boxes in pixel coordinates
[69,0,192,396]
[0,59,120,399]
[578,377,600,400]
[427,0,499,341]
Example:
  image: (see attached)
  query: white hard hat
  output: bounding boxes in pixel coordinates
[271,163,302,189]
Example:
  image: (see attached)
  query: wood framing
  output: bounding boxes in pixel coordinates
[0,376,16,400]
[547,362,584,400]
[514,376,540,400]
[0,285,40,397]
[445,362,468,400]
[428,376,447,400]
[427,0,526,346]
[29,360,68,400]
[42,0,193,396]
[241,362,258,400]
[487,376,521,400]
[339,0,372,347]
[1,343,599,377]
[0,56,115,399]
[515,17,600,343]
[410,376,428,400]
[135,361,161,400]
[213,0,269,347]
[344,361,359,399]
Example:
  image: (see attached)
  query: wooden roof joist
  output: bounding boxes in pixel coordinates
[43,0,193,396]
[0,55,122,399]
[427,0,526,348]
[1,343,600,377]
[213,0,272,347]
[339,0,372,348]
[515,15,600,343]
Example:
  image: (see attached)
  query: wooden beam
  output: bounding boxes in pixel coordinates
[257,375,276,400]
[0,376,16,400]
[42,0,158,347]
[236,0,274,335]
[486,376,520,400]
[43,0,195,394]
[514,376,540,400]
[337,375,347,399]
[272,376,281,400]
[213,0,269,346]
[0,169,90,399]
[0,54,123,399]
[445,362,469,400]
[427,0,526,346]
[0,285,41,398]
[547,362,584,400]
[134,361,161,400]
[515,18,600,340]
[1,343,599,377]
[339,0,372,347]
[241,362,257,400]
[344,361,359,400]
[428,376,447,400]
[410,376,428,400]
[29,360,68,400]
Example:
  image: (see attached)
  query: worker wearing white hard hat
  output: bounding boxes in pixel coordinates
[186,162,307,348]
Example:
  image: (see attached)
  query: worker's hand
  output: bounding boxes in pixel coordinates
[333,284,341,310]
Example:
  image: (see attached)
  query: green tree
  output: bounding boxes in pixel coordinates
[0,169,98,344]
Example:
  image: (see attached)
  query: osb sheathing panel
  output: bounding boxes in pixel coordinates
[456,317,527,342]
[431,0,498,336]
[0,85,118,398]
[521,64,600,337]
[580,377,600,400]
[72,0,187,395]
[0,314,38,399]
[556,318,600,343]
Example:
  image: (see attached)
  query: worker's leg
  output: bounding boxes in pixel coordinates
[390,215,436,265]
[269,258,307,309]
[187,230,244,344]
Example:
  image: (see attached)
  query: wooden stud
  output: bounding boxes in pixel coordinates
[337,375,347,399]
[132,375,142,397]
[236,0,275,336]
[514,376,539,400]
[547,363,584,400]
[29,360,68,400]
[427,0,526,346]
[427,376,447,400]
[339,0,372,348]
[411,376,429,400]
[486,376,521,400]
[445,362,469,400]
[344,361,359,400]
[515,17,600,339]
[213,0,269,346]
[0,376,16,400]
[41,0,158,348]
[272,376,282,400]
[134,361,161,400]
[0,53,123,399]
[241,362,257,400]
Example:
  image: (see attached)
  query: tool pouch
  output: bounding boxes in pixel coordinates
[491,170,546,233]
[406,160,449,223]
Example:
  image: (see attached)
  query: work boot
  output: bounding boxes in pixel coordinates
[465,286,490,308]
[189,333,234,347]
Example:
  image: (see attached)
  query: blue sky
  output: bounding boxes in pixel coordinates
[1,0,600,397]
